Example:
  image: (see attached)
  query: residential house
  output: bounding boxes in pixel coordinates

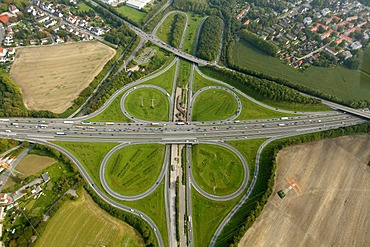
[350,41,362,50]
[303,17,312,25]
[325,47,338,56]
[8,5,19,15]
[342,50,352,59]
[321,8,331,17]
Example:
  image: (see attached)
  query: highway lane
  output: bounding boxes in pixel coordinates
[185,144,194,247]
[188,142,249,201]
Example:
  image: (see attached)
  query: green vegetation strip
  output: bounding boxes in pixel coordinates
[156,13,177,44]
[115,5,146,24]
[191,144,244,196]
[182,13,205,54]
[105,144,165,196]
[125,87,169,121]
[196,16,222,61]
[192,89,238,121]
[142,60,176,93]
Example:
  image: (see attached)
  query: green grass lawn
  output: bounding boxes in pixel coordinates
[359,46,370,75]
[192,189,240,247]
[233,40,370,101]
[156,13,176,44]
[37,189,144,247]
[142,60,176,93]
[125,87,169,121]
[192,89,238,121]
[191,144,244,196]
[198,66,331,112]
[193,68,220,92]
[105,144,165,196]
[178,59,192,87]
[183,13,205,54]
[115,5,146,24]
[77,2,92,11]
[88,92,132,123]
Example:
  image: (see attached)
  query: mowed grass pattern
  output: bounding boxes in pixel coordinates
[192,144,244,196]
[105,144,165,195]
[233,40,370,101]
[192,89,238,121]
[125,88,169,121]
[37,190,144,247]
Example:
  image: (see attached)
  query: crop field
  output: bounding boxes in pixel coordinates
[125,88,169,121]
[156,13,176,44]
[105,144,165,195]
[37,190,144,247]
[10,41,115,113]
[192,144,244,196]
[240,135,370,247]
[4,154,56,189]
[183,14,205,54]
[116,5,146,24]
[192,89,238,121]
[233,40,370,101]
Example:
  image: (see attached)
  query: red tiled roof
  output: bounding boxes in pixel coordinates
[0,14,9,25]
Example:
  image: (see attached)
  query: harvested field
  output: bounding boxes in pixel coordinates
[37,189,144,247]
[240,135,370,247]
[4,154,57,189]
[10,41,115,113]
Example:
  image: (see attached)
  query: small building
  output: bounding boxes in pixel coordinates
[303,17,312,25]
[325,47,338,56]
[243,20,250,26]
[0,194,13,206]
[350,41,362,50]
[126,0,152,10]
[8,5,19,15]
[321,8,331,17]
[41,172,50,183]
[0,14,9,25]
[342,50,352,60]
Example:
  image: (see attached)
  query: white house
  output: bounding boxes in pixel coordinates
[321,8,331,17]
[8,5,19,15]
[350,41,362,50]
[303,17,312,25]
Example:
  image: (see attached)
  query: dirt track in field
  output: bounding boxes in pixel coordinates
[240,135,370,247]
[10,41,115,113]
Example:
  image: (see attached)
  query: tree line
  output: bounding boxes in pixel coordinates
[224,122,370,247]
[239,30,279,57]
[169,14,186,48]
[196,16,223,61]
[203,65,321,105]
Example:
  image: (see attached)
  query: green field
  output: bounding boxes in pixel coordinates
[192,89,238,121]
[233,40,370,101]
[198,66,331,112]
[105,144,165,196]
[37,190,144,247]
[77,2,92,11]
[125,87,169,121]
[116,5,146,24]
[192,144,244,196]
[142,60,176,93]
[183,14,205,54]
[88,92,132,122]
[192,189,240,247]
[156,13,176,44]
[193,69,220,92]
[178,59,192,87]
[359,47,370,75]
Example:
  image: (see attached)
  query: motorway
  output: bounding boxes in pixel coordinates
[1,4,369,247]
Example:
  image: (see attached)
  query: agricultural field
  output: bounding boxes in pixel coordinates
[124,87,169,121]
[115,5,146,24]
[105,144,165,195]
[232,40,370,101]
[37,190,144,247]
[191,144,244,196]
[156,13,176,44]
[192,89,238,121]
[182,14,206,54]
[10,41,116,113]
[4,154,57,189]
[240,135,370,247]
